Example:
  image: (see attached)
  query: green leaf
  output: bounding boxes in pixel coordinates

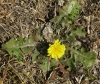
[67,0,80,20]
[50,59,57,68]
[32,48,40,61]
[67,33,76,43]
[68,46,96,70]
[40,58,49,72]
[6,48,13,56]
[67,1,76,14]
[50,16,62,24]
[61,18,66,27]
[31,54,37,61]
[13,49,22,56]
[75,28,86,37]
[69,51,76,70]
[74,48,96,68]
[1,35,36,62]
[21,46,35,53]
[25,35,34,44]
[51,0,80,24]
[17,37,24,46]
[2,38,16,49]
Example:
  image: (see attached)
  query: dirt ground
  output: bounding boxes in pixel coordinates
[0,0,100,84]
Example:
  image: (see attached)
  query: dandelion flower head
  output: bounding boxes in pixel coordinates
[47,39,66,60]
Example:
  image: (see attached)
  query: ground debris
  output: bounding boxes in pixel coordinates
[0,0,100,84]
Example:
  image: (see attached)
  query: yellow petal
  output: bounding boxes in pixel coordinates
[47,39,66,60]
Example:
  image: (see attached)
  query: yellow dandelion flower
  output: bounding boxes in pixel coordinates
[47,39,66,60]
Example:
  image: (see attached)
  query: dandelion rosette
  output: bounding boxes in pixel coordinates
[47,39,66,60]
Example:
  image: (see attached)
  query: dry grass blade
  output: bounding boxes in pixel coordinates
[0,80,3,84]
[0,0,100,84]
